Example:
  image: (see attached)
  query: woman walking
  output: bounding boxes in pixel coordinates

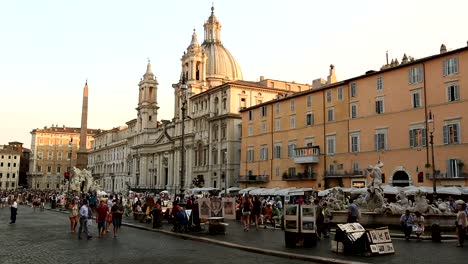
[68,198,79,233]
[251,196,261,230]
[456,201,467,247]
[241,196,253,231]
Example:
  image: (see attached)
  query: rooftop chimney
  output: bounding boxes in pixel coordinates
[327,64,337,84]
[440,44,447,54]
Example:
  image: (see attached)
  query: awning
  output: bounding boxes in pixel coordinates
[437,186,462,195]
[381,185,400,195]
[227,187,242,192]
[238,187,260,194]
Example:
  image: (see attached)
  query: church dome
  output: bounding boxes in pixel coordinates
[201,7,243,81]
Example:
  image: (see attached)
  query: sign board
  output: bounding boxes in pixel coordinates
[198,198,211,219]
[284,204,299,232]
[222,197,236,219]
[300,204,316,234]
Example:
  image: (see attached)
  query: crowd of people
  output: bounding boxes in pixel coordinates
[2,189,467,248]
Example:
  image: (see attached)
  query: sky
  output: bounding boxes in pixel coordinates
[1,0,467,148]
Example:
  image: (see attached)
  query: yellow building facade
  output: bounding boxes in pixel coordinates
[240,44,468,190]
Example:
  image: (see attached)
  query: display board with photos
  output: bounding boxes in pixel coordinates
[366,228,394,255]
[284,204,299,232]
[222,197,236,220]
[300,204,316,234]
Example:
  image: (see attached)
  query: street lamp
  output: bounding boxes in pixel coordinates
[67,138,73,199]
[223,150,227,196]
[428,110,437,201]
[180,77,188,195]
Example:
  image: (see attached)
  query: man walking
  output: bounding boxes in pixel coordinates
[111,199,124,238]
[95,199,109,238]
[10,196,18,224]
[78,199,92,240]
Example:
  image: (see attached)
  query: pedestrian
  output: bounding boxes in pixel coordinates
[241,195,253,231]
[314,199,324,239]
[78,199,92,240]
[347,200,360,223]
[400,209,414,240]
[105,197,114,233]
[111,199,124,238]
[251,196,261,230]
[322,202,332,238]
[96,199,109,238]
[413,211,425,240]
[455,201,467,247]
[68,198,79,233]
[9,197,18,224]
[151,201,163,229]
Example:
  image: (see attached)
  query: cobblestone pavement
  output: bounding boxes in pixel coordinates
[0,207,313,264]
[122,215,468,264]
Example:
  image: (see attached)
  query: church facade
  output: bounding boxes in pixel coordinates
[88,7,309,193]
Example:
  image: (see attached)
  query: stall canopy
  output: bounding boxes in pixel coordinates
[227,187,242,193]
[238,187,260,194]
[437,186,462,195]
[189,187,219,193]
[381,185,400,195]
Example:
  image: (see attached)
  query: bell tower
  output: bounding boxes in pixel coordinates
[137,60,159,131]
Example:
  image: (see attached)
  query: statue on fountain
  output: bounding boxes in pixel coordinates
[69,167,102,193]
[365,161,385,212]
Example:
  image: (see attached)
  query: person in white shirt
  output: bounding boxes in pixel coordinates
[78,200,92,240]
[10,197,18,224]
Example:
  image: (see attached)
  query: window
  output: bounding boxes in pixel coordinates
[443,58,459,76]
[327,107,334,122]
[247,125,253,136]
[306,95,312,107]
[37,165,42,172]
[350,104,358,119]
[290,115,296,129]
[274,144,281,159]
[326,136,336,155]
[48,151,53,160]
[7,163,10,167]
[350,133,360,153]
[350,82,357,97]
[12,173,15,178]
[375,129,387,151]
[326,90,332,102]
[212,149,218,165]
[260,145,268,161]
[47,166,52,173]
[447,82,459,102]
[290,99,295,111]
[276,103,280,114]
[247,147,254,162]
[409,127,427,147]
[260,106,267,117]
[13,163,16,167]
[261,122,267,134]
[375,97,384,114]
[306,113,314,126]
[248,110,253,121]
[443,123,460,144]
[288,142,296,158]
[275,118,281,131]
[352,162,360,173]
[38,152,43,160]
[57,151,62,161]
[447,159,461,178]
[275,167,280,177]
[57,166,62,173]
[288,167,296,177]
[338,87,343,101]
[412,89,422,108]
[409,66,423,84]
[377,77,384,91]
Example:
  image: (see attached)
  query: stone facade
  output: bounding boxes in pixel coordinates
[28,125,99,190]
[0,142,23,190]
[240,44,468,190]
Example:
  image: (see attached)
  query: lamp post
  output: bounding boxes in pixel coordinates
[67,138,73,199]
[428,111,437,202]
[224,150,227,196]
[111,174,115,194]
[180,77,188,195]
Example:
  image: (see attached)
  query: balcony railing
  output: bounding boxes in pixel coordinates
[238,175,269,183]
[282,173,316,181]
[324,170,367,178]
[426,172,468,180]
[294,146,320,164]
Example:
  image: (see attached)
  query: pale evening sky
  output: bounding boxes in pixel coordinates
[0,0,466,148]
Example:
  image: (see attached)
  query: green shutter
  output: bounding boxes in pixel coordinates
[443,125,449,144]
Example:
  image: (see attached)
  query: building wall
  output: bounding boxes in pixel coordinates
[28,126,98,190]
[0,147,21,190]
[240,46,468,190]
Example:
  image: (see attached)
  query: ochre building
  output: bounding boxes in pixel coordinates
[240,44,468,190]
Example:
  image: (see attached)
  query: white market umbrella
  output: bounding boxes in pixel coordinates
[437,186,462,195]
[381,185,400,195]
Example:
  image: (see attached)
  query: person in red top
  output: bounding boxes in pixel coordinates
[95,199,109,238]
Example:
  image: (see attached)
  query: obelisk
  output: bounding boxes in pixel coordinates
[76,81,89,169]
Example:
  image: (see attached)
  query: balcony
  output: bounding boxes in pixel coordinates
[238,175,269,183]
[282,172,316,181]
[426,172,468,180]
[294,146,320,164]
[324,170,367,178]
